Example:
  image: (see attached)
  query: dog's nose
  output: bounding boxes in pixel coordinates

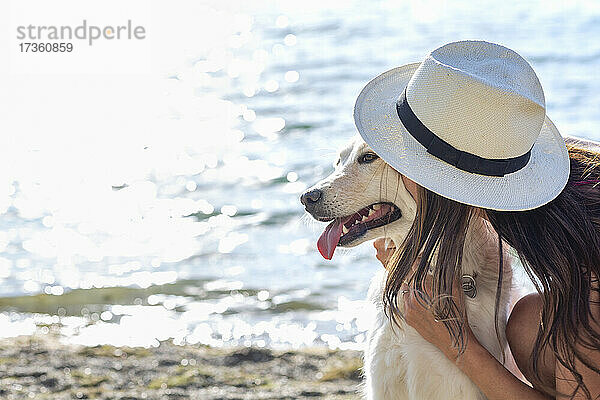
[300,189,322,207]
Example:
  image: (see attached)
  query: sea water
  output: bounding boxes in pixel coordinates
[1,0,599,348]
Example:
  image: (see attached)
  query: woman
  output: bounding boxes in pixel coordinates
[355,41,600,399]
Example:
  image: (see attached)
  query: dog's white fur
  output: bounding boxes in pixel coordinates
[305,135,515,400]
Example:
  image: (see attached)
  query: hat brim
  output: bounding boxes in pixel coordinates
[354,63,570,211]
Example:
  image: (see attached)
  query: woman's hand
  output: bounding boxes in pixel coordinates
[400,276,477,363]
[373,239,477,362]
[373,239,553,400]
[373,238,396,268]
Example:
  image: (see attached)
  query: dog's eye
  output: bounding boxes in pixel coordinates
[358,153,379,164]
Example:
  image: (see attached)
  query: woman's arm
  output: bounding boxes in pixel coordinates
[457,336,552,400]
[373,238,553,400]
[400,280,553,400]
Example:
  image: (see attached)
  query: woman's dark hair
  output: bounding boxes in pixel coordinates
[383,141,600,398]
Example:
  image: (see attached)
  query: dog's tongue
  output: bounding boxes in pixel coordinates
[317,219,345,260]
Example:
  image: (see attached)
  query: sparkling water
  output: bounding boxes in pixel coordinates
[1,0,599,348]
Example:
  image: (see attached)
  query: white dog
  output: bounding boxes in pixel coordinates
[301,135,515,400]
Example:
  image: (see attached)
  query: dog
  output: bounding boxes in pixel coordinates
[301,135,515,400]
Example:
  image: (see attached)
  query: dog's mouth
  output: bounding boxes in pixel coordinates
[317,202,402,260]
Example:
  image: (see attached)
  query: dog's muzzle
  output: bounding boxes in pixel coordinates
[300,189,323,214]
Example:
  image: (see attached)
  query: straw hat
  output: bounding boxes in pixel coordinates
[353,40,569,211]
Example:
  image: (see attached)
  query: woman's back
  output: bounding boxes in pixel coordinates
[487,137,600,397]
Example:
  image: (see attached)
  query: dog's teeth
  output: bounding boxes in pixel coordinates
[362,215,368,222]
[373,204,381,211]
[368,209,375,216]
[342,226,349,234]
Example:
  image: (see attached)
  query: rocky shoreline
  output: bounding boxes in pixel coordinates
[0,335,362,400]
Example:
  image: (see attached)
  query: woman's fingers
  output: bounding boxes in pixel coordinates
[401,273,465,318]
[373,238,386,252]
[400,275,471,361]
[374,238,396,268]
[400,279,421,327]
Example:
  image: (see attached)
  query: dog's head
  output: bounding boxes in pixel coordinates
[301,135,417,259]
